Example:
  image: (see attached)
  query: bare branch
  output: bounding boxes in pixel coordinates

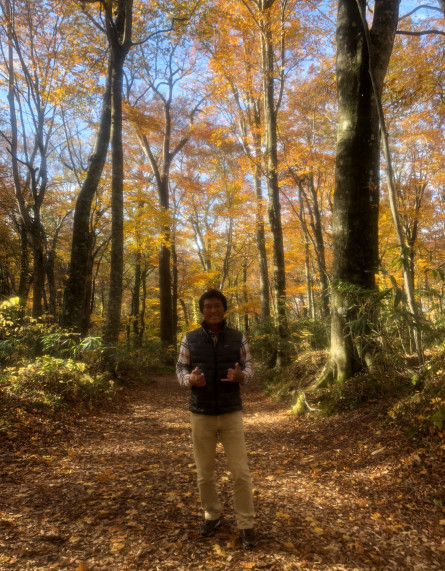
[78,0,106,34]
[396,29,445,36]
[399,4,443,20]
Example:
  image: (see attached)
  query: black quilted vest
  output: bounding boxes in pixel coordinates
[186,323,243,415]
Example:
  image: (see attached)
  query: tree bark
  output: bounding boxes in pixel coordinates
[251,107,271,322]
[260,1,288,364]
[131,253,141,338]
[3,0,50,318]
[104,51,126,347]
[306,174,329,317]
[158,179,173,345]
[327,0,400,382]
[18,222,30,309]
[137,73,192,345]
[104,0,133,349]
[171,230,178,347]
[62,63,112,330]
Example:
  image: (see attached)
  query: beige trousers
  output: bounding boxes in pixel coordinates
[191,411,255,529]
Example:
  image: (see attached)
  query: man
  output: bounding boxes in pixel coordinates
[176,289,257,548]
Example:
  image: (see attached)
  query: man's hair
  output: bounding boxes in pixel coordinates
[199,289,227,312]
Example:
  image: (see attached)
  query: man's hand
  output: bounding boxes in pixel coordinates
[221,362,244,383]
[190,367,206,387]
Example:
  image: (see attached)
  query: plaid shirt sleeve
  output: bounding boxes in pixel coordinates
[176,335,192,388]
[176,332,254,387]
[240,334,254,384]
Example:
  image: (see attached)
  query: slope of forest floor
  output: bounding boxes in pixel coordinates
[0,374,444,570]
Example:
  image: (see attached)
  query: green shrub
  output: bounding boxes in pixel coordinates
[386,346,445,437]
[118,339,177,376]
[288,318,330,353]
[316,373,412,415]
[249,320,280,368]
[0,297,117,410]
[2,356,117,410]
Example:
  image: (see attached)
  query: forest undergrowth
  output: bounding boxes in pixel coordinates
[1,371,444,570]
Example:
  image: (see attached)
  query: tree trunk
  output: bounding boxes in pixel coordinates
[28,237,44,318]
[179,298,189,328]
[18,222,30,310]
[104,51,126,347]
[255,169,271,322]
[131,253,141,338]
[306,174,329,317]
[356,0,422,364]
[62,63,112,330]
[82,237,95,335]
[304,238,314,319]
[46,247,56,318]
[252,119,271,322]
[260,2,288,364]
[326,0,400,383]
[158,177,173,345]
[171,230,178,347]
[139,268,148,345]
[243,262,249,332]
[4,1,48,318]
[138,79,191,346]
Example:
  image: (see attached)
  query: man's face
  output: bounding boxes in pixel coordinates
[202,298,225,329]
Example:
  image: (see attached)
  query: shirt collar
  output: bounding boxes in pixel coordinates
[202,319,226,335]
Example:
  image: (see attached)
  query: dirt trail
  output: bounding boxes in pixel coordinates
[0,375,444,570]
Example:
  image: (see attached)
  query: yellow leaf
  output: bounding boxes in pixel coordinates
[76,564,88,571]
[110,540,125,553]
[371,512,381,520]
[212,543,226,557]
[276,511,291,520]
[240,563,256,569]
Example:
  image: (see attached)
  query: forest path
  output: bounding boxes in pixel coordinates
[0,374,444,570]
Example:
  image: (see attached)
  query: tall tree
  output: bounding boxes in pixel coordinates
[239,0,295,365]
[323,0,400,383]
[0,0,68,316]
[62,0,133,346]
[103,0,133,348]
[61,2,112,332]
[127,8,202,346]
[280,62,337,319]
[199,1,272,321]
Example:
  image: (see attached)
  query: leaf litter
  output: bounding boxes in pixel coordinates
[0,375,444,570]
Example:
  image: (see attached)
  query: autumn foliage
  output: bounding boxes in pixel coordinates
[0,0,443,417]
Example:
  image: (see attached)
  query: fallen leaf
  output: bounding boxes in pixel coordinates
[371,447,385,455]
[110,540,125,553]
[276,511,292,520]
[212,543,226,557]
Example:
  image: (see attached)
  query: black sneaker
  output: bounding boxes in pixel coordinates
[200,516,222,537]
[240,528,257,548]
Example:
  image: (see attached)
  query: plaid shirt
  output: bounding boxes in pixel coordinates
[176,327,254,388]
